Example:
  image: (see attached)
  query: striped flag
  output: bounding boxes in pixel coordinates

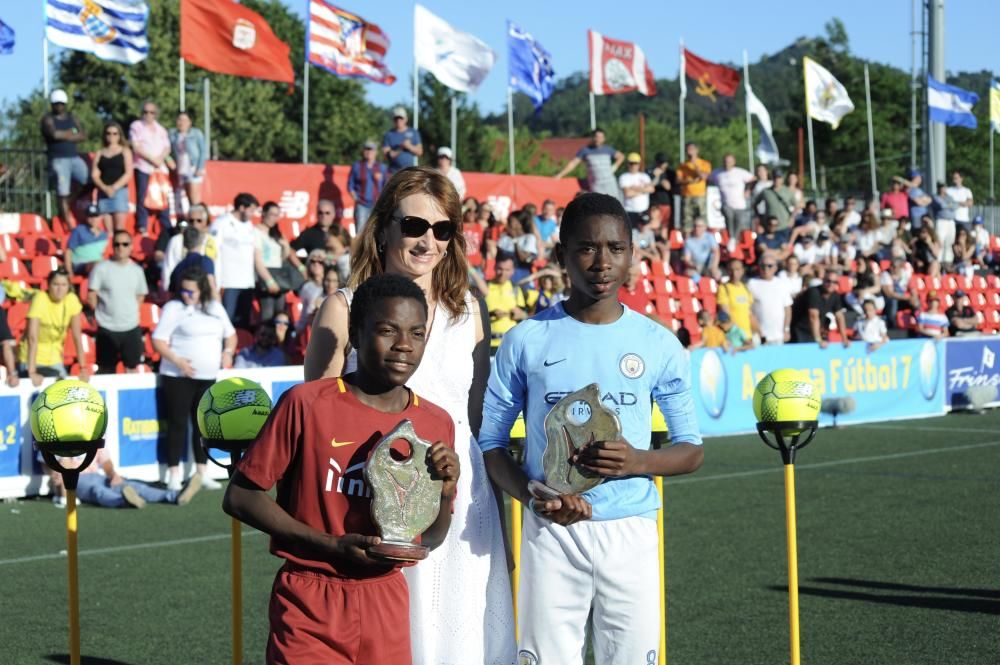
[307,1,395,85]
[45,0,148,65]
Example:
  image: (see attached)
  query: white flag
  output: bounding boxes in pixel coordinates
[804,56,854,129]
[746,87,779,164]
[414,5,495,93]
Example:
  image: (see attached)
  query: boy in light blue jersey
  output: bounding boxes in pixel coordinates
[478,193,703,665]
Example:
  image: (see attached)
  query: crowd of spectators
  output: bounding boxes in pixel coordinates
[11,88,1000,404]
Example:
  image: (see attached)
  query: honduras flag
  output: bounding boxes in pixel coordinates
[928,75,979,129]
[46,0,148,65]
[507,21,555,110]
[0,18,14,55]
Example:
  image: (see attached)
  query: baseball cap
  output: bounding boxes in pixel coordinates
[437,146,453,159]
[627,152,641,163]
[307,248,327,263]
[818,231,830,240]
[363,140,378,150]
[802,234,814,243]
[392,106,408,120]
[50,89,68,104]
[654,152,668,165]
[716,310,731,323]
[907,168,921,179]
[772,169,784,178]
[86,203,101,217]
[954,289,967,298]
[974,215,984,224]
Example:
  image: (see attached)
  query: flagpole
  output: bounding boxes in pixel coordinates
[678,39,686,164]
[743,50,754,173]
[413,62,420,131]
[507,87,516,176]
[203,78,211,160]
[43,35,49,97]
[803,61,818,196]
[589,91,596,131]
[450,96,458,163]
[864,64,877,200]
[302,61,309,164]
[179,57,185,111]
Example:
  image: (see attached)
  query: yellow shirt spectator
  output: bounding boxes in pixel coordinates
[702,324,727,348]
[19,290,83,367]
[677,157,711,197]
[486,281,528,346]
[717,281,754,337]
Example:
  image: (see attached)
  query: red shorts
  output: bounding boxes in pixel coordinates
[266,564,411,665]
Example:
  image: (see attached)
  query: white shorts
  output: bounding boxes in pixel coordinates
[517,510,661,665]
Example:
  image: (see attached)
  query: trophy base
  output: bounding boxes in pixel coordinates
[369,541,429,562]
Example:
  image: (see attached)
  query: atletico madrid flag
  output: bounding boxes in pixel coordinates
[683,48,739,102]
[181,0,294,84]
[588,30,656,97]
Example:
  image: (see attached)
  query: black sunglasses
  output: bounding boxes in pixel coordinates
[393,215,456,242]
[114,242,132,248]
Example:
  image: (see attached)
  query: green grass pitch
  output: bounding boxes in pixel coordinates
[2,410,998,664]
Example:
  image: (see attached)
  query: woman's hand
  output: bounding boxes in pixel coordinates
[175,357,197,377]
[29,372,44,387]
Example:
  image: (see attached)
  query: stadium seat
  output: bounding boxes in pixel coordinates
[649,260,668,277]
[19,214,53,238]
[672,275,695,296]
[653,296,675,318]
[139,302,161,330]
[63,334,96,366]
[896,310,917,330]
[838,275,853,294]
[28,256,61,285]
[651,276,673,295]
[6,301,29,336]
[699,293,717,315]
[143,333,160,363]
[668,230,684,250]
[698,277,718,296]
[69,363,99,377]
[131,236,156,262]
[235,328,254,351]
[21,235,60,259]
[0,256,25,280]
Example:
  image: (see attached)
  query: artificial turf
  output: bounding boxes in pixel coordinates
[2,410,998,664]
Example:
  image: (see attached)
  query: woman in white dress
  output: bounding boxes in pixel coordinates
[304,166,515,665]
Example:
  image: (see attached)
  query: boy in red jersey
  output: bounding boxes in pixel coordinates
[223,274,459,665]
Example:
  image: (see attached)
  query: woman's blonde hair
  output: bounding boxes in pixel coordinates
[349,166,469,320]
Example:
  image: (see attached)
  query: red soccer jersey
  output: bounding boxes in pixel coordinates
[238,377,455,578]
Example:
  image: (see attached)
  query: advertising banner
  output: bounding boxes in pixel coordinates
[690,339,947,436]
[200,160,581,226]
[943,337,1000,408]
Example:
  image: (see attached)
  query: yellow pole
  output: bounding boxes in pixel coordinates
[784,464,801,665]
[66,488,81,665]
[655,476,667,665]
[231,516,242,665]
[511,498,522,639]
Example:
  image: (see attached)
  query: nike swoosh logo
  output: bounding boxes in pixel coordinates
[330,439,355,448]
[543,359,566,367]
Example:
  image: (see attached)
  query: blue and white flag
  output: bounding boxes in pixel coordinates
[507,21,554,110]
[928,75,979,129]
[46,0,149,65]
[414,5,495,93]
[0,18,14,55]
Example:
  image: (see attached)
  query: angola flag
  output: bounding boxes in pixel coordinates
[683,48,739,111]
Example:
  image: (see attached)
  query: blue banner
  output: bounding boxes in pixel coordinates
[118,387,163,467]
[691,339,946,436]
[271,380,301,404]
[944,338,1000,407]
[0,395,19,477]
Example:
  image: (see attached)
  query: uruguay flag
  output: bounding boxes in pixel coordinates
[46,0,149,65]
[507,21,555,110]
[928,75,979,129]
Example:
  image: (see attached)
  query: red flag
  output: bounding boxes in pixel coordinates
[684,49,739,102]
[181,0,294,84]
[588,30,656,97]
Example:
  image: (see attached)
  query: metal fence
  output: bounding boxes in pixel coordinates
[0,148,48,217]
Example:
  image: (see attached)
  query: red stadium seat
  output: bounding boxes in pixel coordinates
[0,256,25,279]
[21,235,60,259]
[699,293,717,314]
[653,296,675,318]
[651,276,673,296]
[63,333,96,366]
[649,260,668,277]
[235,328,254,351]
[139,302,161,330]
[672,275,695,296]
[19,214,53,238]
[668,230,684,250]
[698,277,718,296]
[28,256,61,285]
[896,311,917,330]
[131,236,156,262]
[6,301,29,336]
[838,275,853,294]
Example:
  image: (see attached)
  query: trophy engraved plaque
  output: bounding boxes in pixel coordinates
[364,419,443,561]
[530,383,623,500]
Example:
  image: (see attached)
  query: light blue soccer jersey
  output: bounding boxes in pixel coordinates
[478,303,702,521]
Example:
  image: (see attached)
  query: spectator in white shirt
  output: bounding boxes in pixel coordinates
[618,152,654,228]
[793,234,820,266]
[748,254,792,344]
[855,299,889,351]
[946,170,973,225]
[211,192,258,329]
[152,267,236,491]
[842,195,861,228]
[161,204,217,293]
[716,153,754,238]
[435,146,466,200]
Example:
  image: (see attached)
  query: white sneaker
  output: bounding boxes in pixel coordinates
[199,474,222,490]
[166,476,183,492]
[52,495,66,508]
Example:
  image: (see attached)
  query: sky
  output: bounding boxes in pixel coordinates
[2,0,999,115]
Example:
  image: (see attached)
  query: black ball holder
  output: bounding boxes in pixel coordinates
[756,421,819,465]
[38,439,106,491]
[201,438,255,479]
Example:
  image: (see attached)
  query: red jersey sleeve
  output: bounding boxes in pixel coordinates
[237,387,304,491]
